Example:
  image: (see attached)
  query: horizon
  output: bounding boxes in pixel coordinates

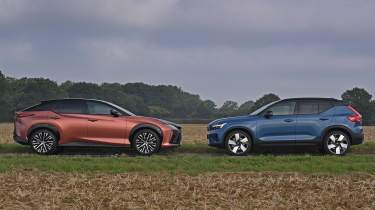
[1,71,363,107]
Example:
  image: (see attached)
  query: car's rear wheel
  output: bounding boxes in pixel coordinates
[29,129,58,155]
[323,131,350,156]
[132,129,161,155]
[225,130,252,156]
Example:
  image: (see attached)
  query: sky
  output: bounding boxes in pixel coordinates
[0,0,375,105]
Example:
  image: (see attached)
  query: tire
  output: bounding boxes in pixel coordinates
[323,130,351,156]
[225,130,252,156]
[132,129,161,156]
[29,129,58,155]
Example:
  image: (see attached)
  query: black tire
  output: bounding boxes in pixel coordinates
[132,129,161,156]
[323,130,351,156]
[29,129,58,155]
[225,130,252,156]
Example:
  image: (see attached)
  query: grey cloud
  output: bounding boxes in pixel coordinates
[0,0,375,105]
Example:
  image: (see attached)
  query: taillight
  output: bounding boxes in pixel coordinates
[347,106,362,123]
[15,112,34,118]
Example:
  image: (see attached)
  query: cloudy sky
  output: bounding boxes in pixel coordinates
[1,0,375,105]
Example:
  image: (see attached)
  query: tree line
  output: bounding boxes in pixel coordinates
[0,71,374,124]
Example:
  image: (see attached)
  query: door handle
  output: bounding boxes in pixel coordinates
[88,119,98,122]
[284,119,294,123]
[319,118,329,121]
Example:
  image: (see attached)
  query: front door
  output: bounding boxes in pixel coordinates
[86,101,126,145]
[256,101,296,143]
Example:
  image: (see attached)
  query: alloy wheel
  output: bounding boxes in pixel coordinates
[135,131,159,155]
[227,132,250,155]
[326,133,349,155]
[30,130,56,154]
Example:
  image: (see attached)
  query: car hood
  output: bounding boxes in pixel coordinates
[209,115,258,125]
[127,116,181,129]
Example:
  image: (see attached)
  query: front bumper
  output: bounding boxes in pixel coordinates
[161,128,182,148]
[207,127,226,148]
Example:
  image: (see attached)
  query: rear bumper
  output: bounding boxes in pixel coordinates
[351,132,364,145]
[13,133,28,145]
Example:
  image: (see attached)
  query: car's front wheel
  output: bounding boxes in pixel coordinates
[225,130,252,156]
[323,131,351,156]
[132,129,161,155]
[29,129,58,155]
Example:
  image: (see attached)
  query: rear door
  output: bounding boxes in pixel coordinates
[256,101,297,143]
[53,100,90,144]
[85,101,126,145]
[295,100,334,143]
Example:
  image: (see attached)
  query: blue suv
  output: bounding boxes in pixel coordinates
[208,98,364,156]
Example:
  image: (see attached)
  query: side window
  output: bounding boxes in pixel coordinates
[318,102,333,113]
[25,102,55,111]
[55,100,87,114]
[297,101,319,115]
[267,102,296,116]
[87,101,116,115]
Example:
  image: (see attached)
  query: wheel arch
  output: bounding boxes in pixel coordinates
[321,125,353,143]
[129,124,163,143]
[223,126,255,145]
[27,124,60,143]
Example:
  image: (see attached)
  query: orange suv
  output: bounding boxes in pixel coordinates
[14,99,182,155]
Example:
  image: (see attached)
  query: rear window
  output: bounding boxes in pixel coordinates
[296,100,334,115]
[54,100,87,114]
[297,102,319,115]
[318,101,334,113]
[24,102,55,112]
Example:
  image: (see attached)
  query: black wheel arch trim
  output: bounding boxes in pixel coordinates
[129,124,163,141]
[27,124,60,141]
[223,126,255,145]
[321,125,353,141]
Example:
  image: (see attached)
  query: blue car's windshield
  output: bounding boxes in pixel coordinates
[249,101,280,116]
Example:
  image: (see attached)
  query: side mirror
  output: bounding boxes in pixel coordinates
[110,109,120,117]
[264,110,273,118]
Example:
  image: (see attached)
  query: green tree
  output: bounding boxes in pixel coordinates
[237,100,255,115]
[342,87,374,124]
[250,93,280,112]
[219,100,239,117]
[195,100,217,118]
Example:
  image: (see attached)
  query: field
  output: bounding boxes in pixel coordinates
[1,123,375,209]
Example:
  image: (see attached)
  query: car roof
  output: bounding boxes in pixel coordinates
[280,97,344,104]
[41,98,107,104]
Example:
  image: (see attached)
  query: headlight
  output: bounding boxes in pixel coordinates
[211,123,227,130]
[167,124,178,130]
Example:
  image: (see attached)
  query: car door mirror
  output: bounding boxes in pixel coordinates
[264,110,273,118]
[110,109,120,117]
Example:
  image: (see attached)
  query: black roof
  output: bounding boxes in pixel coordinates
[281,97,341,102]
[280,97,345,105]
[41,98,105,103]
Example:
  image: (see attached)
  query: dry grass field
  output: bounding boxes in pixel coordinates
[1,171,374,210]
[1,123,375,209]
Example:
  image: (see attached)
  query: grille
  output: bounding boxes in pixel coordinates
[170,130,182,144]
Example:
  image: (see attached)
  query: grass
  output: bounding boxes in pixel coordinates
[0,146,374,175]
